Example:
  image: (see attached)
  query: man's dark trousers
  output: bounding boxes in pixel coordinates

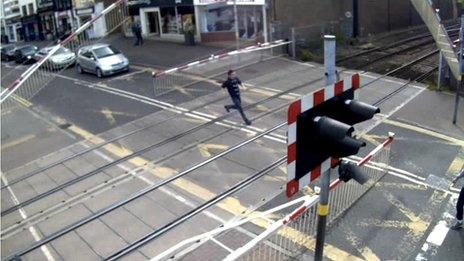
[135,32,143,45]
[225,96,249,123]
[457,187,464,221]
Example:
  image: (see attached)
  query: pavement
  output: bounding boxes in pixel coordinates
[1,37,464,261]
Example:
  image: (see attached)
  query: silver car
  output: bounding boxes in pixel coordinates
[34,46,76,69]
[76,44,129,78]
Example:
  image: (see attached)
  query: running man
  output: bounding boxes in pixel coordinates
[222,70,252,125]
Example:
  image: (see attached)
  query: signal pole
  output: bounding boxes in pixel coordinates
[314,35,337,261]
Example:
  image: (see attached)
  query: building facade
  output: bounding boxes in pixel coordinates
[20,0,43,41]
[125,0,267,43]
[3,0,22,42]
[73,0,107,39]
[35,0,74,40]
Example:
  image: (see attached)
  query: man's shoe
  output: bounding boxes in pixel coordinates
[451,221,463,230]
[245,119,252,126]
[224,105,230,113]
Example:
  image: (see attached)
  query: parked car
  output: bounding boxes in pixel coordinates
[1,44,16,61]
[34,46,76,69]
[14,45,39,64]
[76,44,129,78]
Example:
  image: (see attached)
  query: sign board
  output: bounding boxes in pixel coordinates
[194,0,265,5]
[286,74,360,197]
[76,7,94,15]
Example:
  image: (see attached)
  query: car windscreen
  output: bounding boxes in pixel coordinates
[1,45,14,51]
[54,47,69,55]
[93,46,120,58]
[21,46,37,53]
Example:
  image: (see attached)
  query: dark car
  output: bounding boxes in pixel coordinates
[1,44,16,61]
[14,45,39,64]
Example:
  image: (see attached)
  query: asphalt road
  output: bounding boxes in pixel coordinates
[1,43,464,261]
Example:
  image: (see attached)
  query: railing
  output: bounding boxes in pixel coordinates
[0,0,129,109]
[410,0,460,79]
[150,134,393,260]
[151,40,292,96]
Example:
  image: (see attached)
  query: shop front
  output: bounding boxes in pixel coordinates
[37,0,57,40]
[127,0,197,42]
[5,19,23,42]
[194,0,267,43]
[74,2,107,39]
[21,15,44,41]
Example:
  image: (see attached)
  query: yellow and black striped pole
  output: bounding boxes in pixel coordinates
[314,169,331,261]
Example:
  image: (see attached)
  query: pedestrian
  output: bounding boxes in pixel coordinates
[131,22,143,46]
[222,70,252,125]
[451,168,464,230]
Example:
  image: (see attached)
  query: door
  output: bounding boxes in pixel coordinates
[80,50,95,71]
[146,11,160,35]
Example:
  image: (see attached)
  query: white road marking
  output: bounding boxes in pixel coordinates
[1,174,56,261]
[54,73,287,143]
[414,194,458,261]
[360,72,426,90]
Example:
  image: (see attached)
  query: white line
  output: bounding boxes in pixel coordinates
[360,72,426,90]
[415,194,458,261]
[60,76,288,144]
[1,174,56,261]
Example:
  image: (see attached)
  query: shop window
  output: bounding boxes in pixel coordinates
[178,6,195,34]
[28,3,34,15]
[204,6,235,33]
[159,6,195,35]
[160,7,178,34]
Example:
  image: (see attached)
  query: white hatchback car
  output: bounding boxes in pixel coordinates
[76,44,129,78]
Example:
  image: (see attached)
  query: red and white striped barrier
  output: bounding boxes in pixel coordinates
[152,39,290,78]
[286,74,360,197]
[0,0,126,105]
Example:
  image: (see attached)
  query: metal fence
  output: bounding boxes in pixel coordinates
[234,144,391,260]
[151,135,392,261]
[0,0,129,110]
[151,40,291,96]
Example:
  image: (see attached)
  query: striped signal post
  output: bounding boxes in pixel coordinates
[285,36,381,260]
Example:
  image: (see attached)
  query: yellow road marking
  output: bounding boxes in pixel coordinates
[100,108,138,126]
[67,124,359,260]
[375,182,427,191]
[383,118,464,146]
[343,228,381,261]
[445,147,464,179]
[360,247,381,261]
[1,134,36,150]
[11,94,32,107]
[101,108,117,125]
[360,134,381,145]
[383,191,428,236]
[197,143,229,158]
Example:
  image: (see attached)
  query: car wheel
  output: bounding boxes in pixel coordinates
[96,68,103,78]
[77,64,83,74]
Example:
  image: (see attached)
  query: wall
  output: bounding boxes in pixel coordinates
[271,0,457,37]
[358,0,456,36]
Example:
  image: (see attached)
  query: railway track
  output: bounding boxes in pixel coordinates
[1,28,453,260]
